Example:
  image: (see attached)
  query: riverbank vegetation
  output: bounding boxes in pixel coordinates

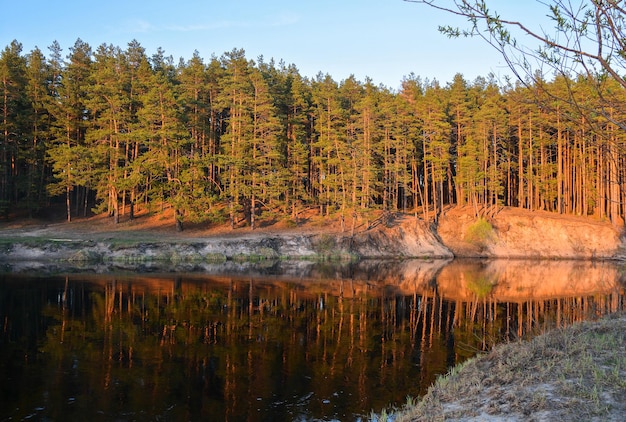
[1,39,625,230]
[389,313,626,421]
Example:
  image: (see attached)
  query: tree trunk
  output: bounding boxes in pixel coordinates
[557,107,563,213]
[250,194,256,230]
[175,208,184,232]
[66,183,71,222]
[518,114,524,208]
[423,137,429,222]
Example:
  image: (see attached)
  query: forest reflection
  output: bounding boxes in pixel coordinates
[0,259,624,421]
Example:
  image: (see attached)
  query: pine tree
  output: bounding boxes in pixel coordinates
[177,51,219,225]
[447,73,472,207]
[353,77,382,212]
[468,77,507,215]
[417,81,451,219]
[47,39,93,222]
[0,40,28,217]
[24,47,52,215]
[398,74,425,217]
[85,43,130,222]
[247,66,283,229]
[138,48,189,230]
[339,75,363,220]
[282,64,312,222]
[216,48,254,228]
[311,73,344,216]
[123,40,152,220]
[375,85,398,211]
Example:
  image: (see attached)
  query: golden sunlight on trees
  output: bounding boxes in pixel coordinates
[410,0,626,224]
[0,37,624,228]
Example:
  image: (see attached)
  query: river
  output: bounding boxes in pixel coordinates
[0,259,623,421]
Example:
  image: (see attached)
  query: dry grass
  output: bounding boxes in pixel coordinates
[0,206,356,240]
[392,314,626,421]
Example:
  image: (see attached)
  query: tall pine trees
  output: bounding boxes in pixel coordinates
[0,40,623,227]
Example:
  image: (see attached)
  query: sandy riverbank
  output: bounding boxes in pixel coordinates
[0,206,624,263]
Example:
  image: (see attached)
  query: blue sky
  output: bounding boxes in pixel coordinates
[1,0,547,90]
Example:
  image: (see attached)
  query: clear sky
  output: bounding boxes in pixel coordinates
[1,0,547,90]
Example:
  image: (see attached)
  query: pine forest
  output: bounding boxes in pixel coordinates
[1,39,625,230]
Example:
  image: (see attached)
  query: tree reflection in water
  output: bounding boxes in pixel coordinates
[0,259,624,421]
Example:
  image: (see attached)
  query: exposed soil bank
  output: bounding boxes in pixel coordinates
[0,219,452,264]
[438,206,626,259]
[0,206,624,263]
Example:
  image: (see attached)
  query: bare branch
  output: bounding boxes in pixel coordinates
[407,1,626,86]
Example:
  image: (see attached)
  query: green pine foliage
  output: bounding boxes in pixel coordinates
[0,39,625,229]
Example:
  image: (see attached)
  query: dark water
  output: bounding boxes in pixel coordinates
[0,259,624,421]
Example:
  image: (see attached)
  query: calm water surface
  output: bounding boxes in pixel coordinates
[0,259,624,421]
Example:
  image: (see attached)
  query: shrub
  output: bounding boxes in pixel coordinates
[465,217,494,247]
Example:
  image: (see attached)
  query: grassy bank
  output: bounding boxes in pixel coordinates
[384,314,626,421]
